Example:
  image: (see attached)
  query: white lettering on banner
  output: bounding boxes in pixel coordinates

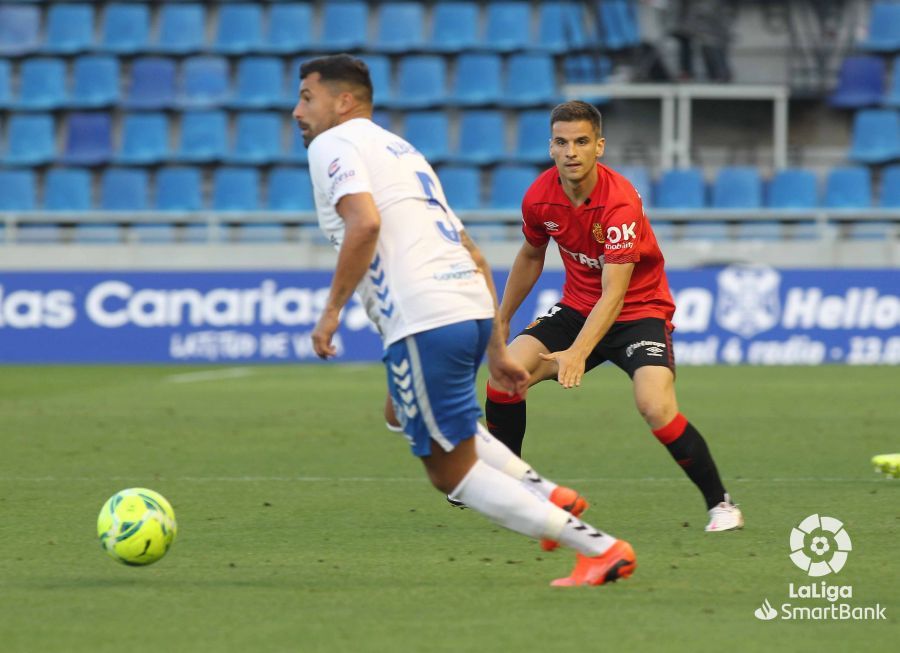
[85,281,339,329]
[782,288,899,330]
[168,330,345,361]
[0,286,76,329]
[671,288,713,333]
[747,336,826,365]
[673,337,719,365]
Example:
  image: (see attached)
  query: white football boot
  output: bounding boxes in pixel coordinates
[705,494,744,532]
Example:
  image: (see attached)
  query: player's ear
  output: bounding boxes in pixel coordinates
[596,137,606,159]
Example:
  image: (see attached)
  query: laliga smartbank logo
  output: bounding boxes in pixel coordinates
[754,514,886,622]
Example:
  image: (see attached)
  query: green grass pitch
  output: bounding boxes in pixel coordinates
[0,365,895,652]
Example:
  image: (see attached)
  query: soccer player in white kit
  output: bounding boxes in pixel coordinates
[295,54,636,586]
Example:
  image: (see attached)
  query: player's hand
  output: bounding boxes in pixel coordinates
[539,349,586,389]
[311,307,341,359]
[487,349,530,399]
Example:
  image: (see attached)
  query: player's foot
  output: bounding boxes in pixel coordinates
[872,453,900,478]
[705,494,744,532]
[551,540,636,587]
[541,486,590,552]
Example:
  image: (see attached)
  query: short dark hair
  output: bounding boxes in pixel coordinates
[299,54,373,104]
[550,101,603,136]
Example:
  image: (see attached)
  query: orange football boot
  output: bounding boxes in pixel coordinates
[541,486,589,552]
[551,540,637,587]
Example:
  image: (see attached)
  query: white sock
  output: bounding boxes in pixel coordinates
[450,459,617,558]
[474,423,558,499]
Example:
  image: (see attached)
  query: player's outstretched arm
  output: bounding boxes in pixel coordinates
[540,262,633,388]
[497,240,548,343]
[311,192,381,359]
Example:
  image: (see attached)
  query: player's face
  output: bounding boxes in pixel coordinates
[549,121,605,184]
[292,72,341,147]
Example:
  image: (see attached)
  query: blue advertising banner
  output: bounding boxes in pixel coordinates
[0,266,897,364]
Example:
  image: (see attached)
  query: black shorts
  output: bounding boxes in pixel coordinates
[519,303,675,378]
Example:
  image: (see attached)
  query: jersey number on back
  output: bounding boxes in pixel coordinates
[416,171,460,245]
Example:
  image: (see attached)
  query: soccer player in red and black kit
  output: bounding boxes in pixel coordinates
[485,101,743,538]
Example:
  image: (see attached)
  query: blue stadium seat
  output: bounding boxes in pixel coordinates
[4,114,55,166]
[117,113,169,165]
[176,110,228,163]
[375,3,425,52]
[615,165,653,206]
[71,56,120,108]
[372,110,392,131]
[829,56,886,108]
[178,56,231,108]
[403,112,450,163]
[880,164,900,207]
[452,53,502,106]
[231,57,286,109]
[514,110,551,164]
[767,168,818,209]
[563,54,613,87]
[734,221,784,240]
[16,59,67,111]
[229,112,282,164]
[436,166,481,210]
[431,2,479,53]
[489,165,539,209]
[655,168,706,209]
[391,56,446,109]
[62,113,113,166]
[124,57,176,109]
[681,222,730,240]
[44,168,92,211]
[156,168,203,211]
[824,166,872,208]
[0,60,11,109]
[539,2,590,53]
[213,168,260,211]
[848,109,900,164]
[455,111,506,165]
[154,4,206,54]
[502,53,558,107]
[0,5,40,56]
[43,4,94,55]
[100,3,151,54]
[101,168,149,211]
[265,4,314,54]
[859,2,900,52]
[884,56,900,107]
[285,127,309,164]
[712,167,763,208]
[484,2,532,52]
[268,167,314,211]
[321,2,368,52]
[600,0,640,50]
[0,170,37,211]
[359,55,393,106]
[214,3,263,54]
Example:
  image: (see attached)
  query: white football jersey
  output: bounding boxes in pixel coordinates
[307,118,494,347]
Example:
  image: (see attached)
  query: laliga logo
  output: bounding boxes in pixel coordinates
[789,514,852,577]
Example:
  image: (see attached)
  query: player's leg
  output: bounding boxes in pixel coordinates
[485,304,580,456]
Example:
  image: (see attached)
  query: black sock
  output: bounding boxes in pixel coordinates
[661,420,728,510]
[485,386,526,456]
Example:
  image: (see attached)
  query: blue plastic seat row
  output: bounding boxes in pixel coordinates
[0,52,561,111]
[648,165,900,209]
[0,167,315,212]
[0,2,604,57]
[0,109,561,167]
[858,1,900,52]
[829,55,900,108]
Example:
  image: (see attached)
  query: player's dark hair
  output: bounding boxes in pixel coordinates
[550,101,603,137]
[299,54,373,104]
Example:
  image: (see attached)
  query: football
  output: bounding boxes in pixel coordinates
[97,488,177,566]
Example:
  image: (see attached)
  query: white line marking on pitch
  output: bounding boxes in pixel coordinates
[164,368,255,384]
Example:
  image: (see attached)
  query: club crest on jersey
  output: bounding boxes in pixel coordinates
[592,223,605,244]
[327,158,341,177]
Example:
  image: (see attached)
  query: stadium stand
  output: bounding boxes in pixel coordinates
[454,110,507,165]
[156,167,203,212]
[0,5,41,57]
[71,56,121,108]
[403,111,450,163]
[265,3,315,54]
[101,168,149,211]
[153,4,205,54]
[214,3,264,55]
[16,58,67,110]
[655,168,707,209]
[117,113,170,165]
[4,114,55,166]
[431,2,480,53]
[452,53,503,107]
[859,1,900,52]
[61,113,113,166]
[375,3,426,53]
[43,3,94,55]
[848,109,900,164]
[100,3,151,55]
[124,57,177,110]
[0,169,36,212]
[829,56,886,108]
[824,166,872,208]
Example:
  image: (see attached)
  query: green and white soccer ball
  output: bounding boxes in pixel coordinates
[97,488,177,566]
